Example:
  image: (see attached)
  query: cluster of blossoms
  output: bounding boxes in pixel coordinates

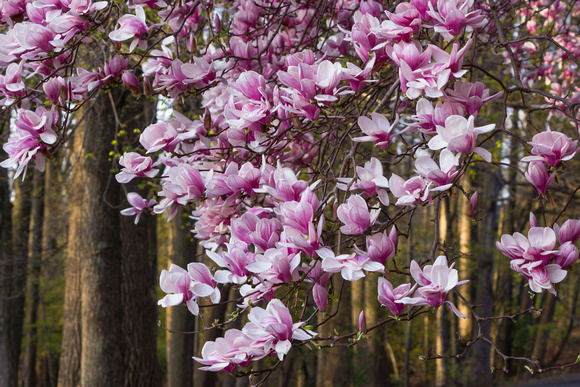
[2,0,580,377]
[0,107,58,178]
[378,255,468,318]
[193,299,315,372]
[523,129,580,195]
[497,213,579,295]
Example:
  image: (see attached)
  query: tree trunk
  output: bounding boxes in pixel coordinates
[22,169,45,387]
[4,175,32,387]
[77,91,125,387]
[58,124,84,387]
[469,172,499,385]
[119,91,160,387]
[0,115,18,387]
[457,174,472,340]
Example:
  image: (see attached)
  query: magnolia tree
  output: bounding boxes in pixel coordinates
[2,0,580,384]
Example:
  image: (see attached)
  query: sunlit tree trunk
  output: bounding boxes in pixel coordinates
[58,122,84,387]
[457,174,472,339]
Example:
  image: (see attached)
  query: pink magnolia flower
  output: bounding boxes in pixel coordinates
[414,149,461,190]
[187,262,221,304]
[43,77,66,104]
[337,195,380,235]
[428,115,495,162]
[409,98,464,135]
[109,5,150,52]
[158,264,199,315]
[1,107,59,179]
[400,256,468,318]
[555,242,578,268]
[257,164,309,202]
[243,299,316,361]
[426,0,487,42]
[337,157,390,205]
[521,263,567,295]
[386,41,452,99]
[341,56,375,92]
[231,213,282,253]
[139,122,180,153]
[389,174,433,206]
[116,152,159,183]
[245,248,301,285]
[281,216,324,258]
[430,40,472,78]
[192,197,237,248]
[154,164,210,220]
[554,219,580,245]
[386,2,422,34]
[120,192,156,224]
[206,244,252,285]
[354,113,398,149]
[319,248,384,281]
[497,226,558,264]
[355,227,398,265]
[521,129,580,167]
[0,62,25,102]
[193,329,265,372]
[443,81,503,117]
[525,162,556,195]
[377,277,416,316]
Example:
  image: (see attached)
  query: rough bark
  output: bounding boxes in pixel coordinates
[0,116,17,387]
[77,91,125,387]
[58,125,84,387]
[119,93,160,387]
[4,174,32,387]
[58,155,81,385]
[22,169,45,387]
